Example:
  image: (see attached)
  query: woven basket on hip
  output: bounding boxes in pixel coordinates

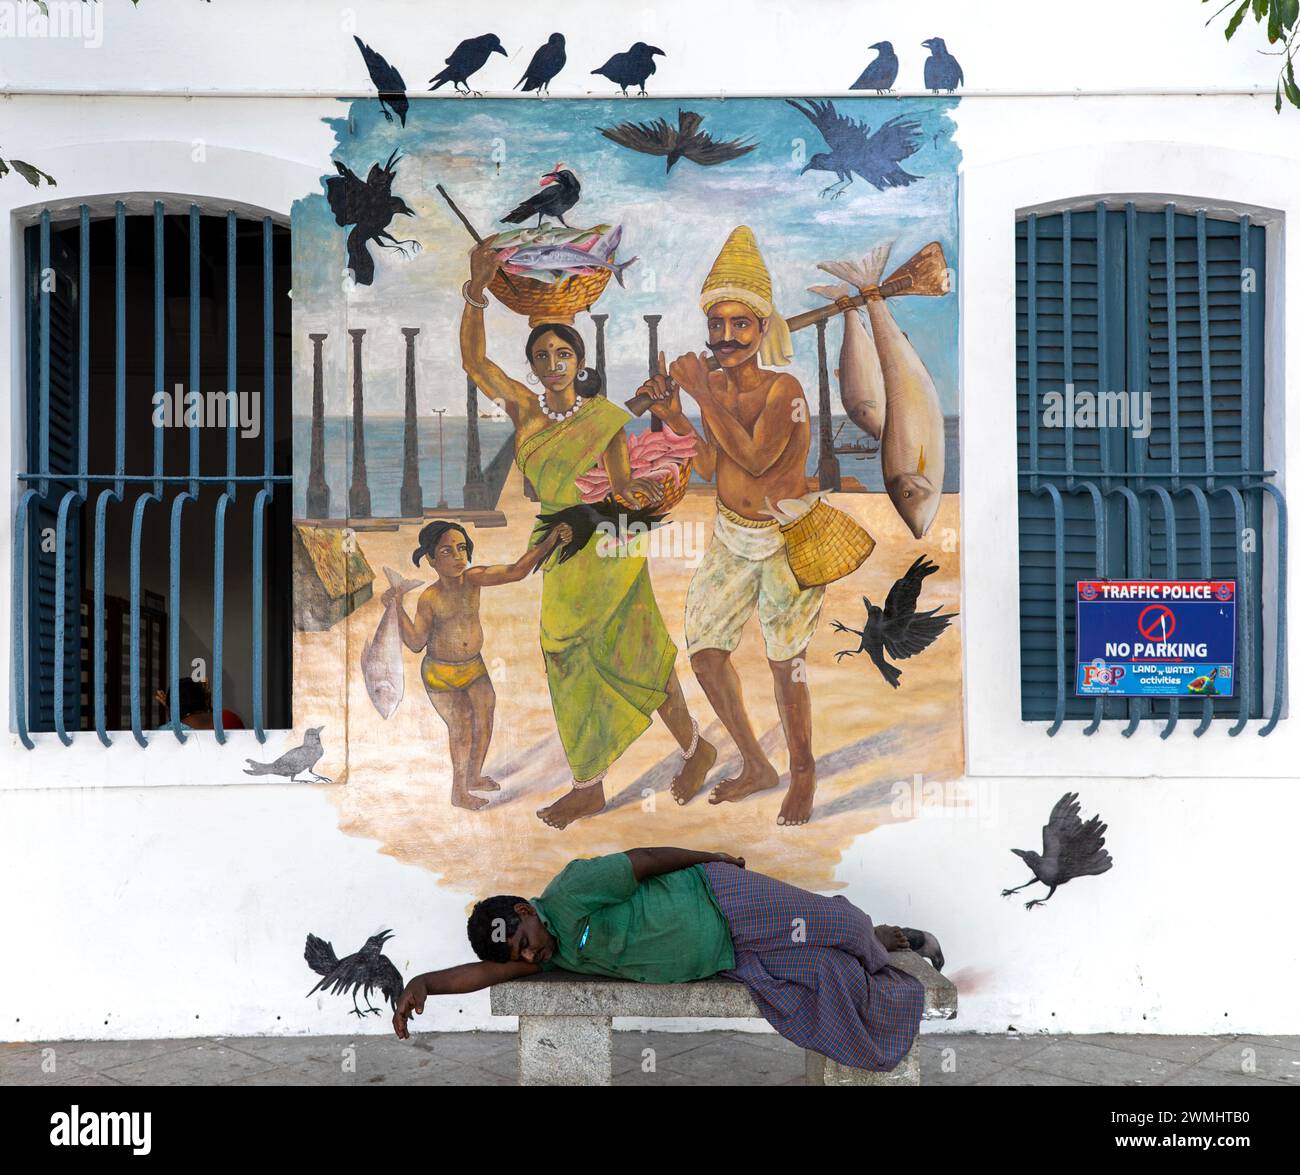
[780,499,875,589]
[488,269,612,327]
[612,459,693,513]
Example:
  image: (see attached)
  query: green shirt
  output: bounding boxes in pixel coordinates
[532,853,736,983]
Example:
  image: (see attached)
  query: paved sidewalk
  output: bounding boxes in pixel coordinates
[2,1032,1296,1087]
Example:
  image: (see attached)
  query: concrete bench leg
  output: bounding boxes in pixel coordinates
[805,1042,921,1087]
[518,1016,613,1086]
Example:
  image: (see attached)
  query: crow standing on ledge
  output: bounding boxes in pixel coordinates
[851,41,899,93]
[1002,793,1114,910]
[517,32,567,94]
[305,930,405,1017]
[244,726,332,782]
[429,33,506,95]
[592,42,665,96]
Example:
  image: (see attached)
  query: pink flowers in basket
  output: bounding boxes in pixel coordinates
[577,428,697,504]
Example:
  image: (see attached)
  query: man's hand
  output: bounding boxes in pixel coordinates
[640,351,682,421]
[668,351,716,403]
[392,975,429,1040]
[711,852,746,869]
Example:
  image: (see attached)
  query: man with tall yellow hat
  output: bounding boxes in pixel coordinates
[639,225,823,827]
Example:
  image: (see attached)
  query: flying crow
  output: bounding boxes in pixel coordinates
[592,42,664,96]
[598,109,757,173]
[305,930,404,1017]
[786,99,923,199]
[354,35,409,125]
[324,150,420,286]
[832,556,956,689]
[429,33,506,94]
[1002,793,1114,910]
[851,41,899,92]
[517,32,566,94]
[500,163,581,228]
[922,37,963,92]
[534,501,667,564]
[244,726,332,782]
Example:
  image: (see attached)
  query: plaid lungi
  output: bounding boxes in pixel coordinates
[701,861,924,1071]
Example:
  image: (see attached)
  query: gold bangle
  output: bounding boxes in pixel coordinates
[462,280,488,309]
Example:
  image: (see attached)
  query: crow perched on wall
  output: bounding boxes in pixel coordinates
[354,36,409,126]
[517,32,567,94]
[429,33,506,94]
[851,41,899,93]
[324,150,420,286]
[244,727,332,782]
[1002,793,1114,910]
[500,164,581,228]
[305,930,404,1017]
[922,37,964,92]
[786,99,923,198]
[592,42,665,96]
[598,109,757,173]
[832,556,956,688]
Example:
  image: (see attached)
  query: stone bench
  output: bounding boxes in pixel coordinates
[489,951,957,1086]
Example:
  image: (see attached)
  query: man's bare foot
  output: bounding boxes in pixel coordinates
[874,924,910,951]
[451,787,489,811]
[671,739,717,805]
[708,759,778,805]
[776,762,816,826]
[537,782,606,829]
[469,775,500,792]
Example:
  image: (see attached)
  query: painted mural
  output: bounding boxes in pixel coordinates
[290,93,962,899]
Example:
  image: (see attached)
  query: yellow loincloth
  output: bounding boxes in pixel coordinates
[421,652,489,693]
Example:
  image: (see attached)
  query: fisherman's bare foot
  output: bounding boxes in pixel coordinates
[671,739,717,805]
[776,762,816,826]
[874,924,910,951]
[708,758,779,806]
[470,775,499,792]
[451,787,489,811]
[537,782,605,829]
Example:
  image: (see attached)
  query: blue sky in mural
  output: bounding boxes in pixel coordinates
[292,96,960,418]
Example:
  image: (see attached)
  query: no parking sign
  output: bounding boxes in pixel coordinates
[1075,580,1236,697]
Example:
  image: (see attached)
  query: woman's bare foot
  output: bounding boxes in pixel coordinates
[537,781,606,829]
[451,787,489,811]
[470,775,500,792]
[708,758,779,805]
[671,739,717,805]
[874,924,910,951]
[776,763,816,827]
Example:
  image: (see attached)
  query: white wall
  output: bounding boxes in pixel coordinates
[1,0,1298,1041]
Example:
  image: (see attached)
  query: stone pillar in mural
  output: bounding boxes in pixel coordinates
[590,312,608,397]
[400,327,423,519]
[348,327,371,519]
[644,313,662,433]
[815,318,841,492]
[306,332,330,518]
[464,375,488,510]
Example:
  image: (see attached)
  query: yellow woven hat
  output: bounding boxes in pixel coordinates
[700,226,794,367]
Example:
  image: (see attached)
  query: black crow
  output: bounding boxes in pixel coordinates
[517,32,566,94]
[592,42,665,96]
[1002,793,1114,910]
[787,99,923,199]
[922,37,963,92]
[831,555,956,689]
[598,109,757,173]
[429,33,506,94]
[851,41,899,93]
[305,930,404,1017]
[324,150,420,286]
[500,163,581,228]
[354,35,409,126]
[244,726,331,782]
[534,502,667,564]
[901,927,945,971]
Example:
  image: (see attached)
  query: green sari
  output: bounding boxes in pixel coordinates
[516,397,677,783]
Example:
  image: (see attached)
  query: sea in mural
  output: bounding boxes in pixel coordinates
[290,94,963,900]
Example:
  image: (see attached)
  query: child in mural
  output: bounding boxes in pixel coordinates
[460,236,717,829]
[385,519,571,811]
[639,226,825,827]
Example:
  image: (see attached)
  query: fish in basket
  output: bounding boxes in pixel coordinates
[489,223,637,325]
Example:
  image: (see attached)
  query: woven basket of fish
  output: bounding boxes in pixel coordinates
[779,498,875,589]
[489,224,634,325]
[576,429,695,514]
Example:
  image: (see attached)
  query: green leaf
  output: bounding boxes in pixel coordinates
[1254,0,1270,20]
[9,159,57,187]
[1277,80,1284,110]
[1226,0,1253,37]
[1268,0,1283,40]
[1283,0,1300,27]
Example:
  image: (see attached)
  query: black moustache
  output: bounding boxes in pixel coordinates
[708,341,744,353]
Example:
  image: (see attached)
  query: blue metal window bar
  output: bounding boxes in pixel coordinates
[16,202,293,748]
[1016,201,1284,737]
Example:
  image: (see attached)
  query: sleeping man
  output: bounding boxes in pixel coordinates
[392,847,943,1072]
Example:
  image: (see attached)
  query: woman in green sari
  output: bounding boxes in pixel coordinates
[460,238,717,828]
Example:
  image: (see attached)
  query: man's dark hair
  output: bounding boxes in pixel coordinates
[413,520,473,569]
[467,894,527,963]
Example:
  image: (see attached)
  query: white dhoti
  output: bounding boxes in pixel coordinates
[685,504,825,663]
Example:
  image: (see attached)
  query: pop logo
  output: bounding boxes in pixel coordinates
[1083,661,1125,687]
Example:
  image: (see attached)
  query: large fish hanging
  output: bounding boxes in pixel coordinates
[361,567,424,719]
[807,275,887,441]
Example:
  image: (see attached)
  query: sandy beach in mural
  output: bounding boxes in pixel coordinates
[295,474,964,901]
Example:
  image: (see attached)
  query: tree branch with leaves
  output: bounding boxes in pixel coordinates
[1205,0,1300,110]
